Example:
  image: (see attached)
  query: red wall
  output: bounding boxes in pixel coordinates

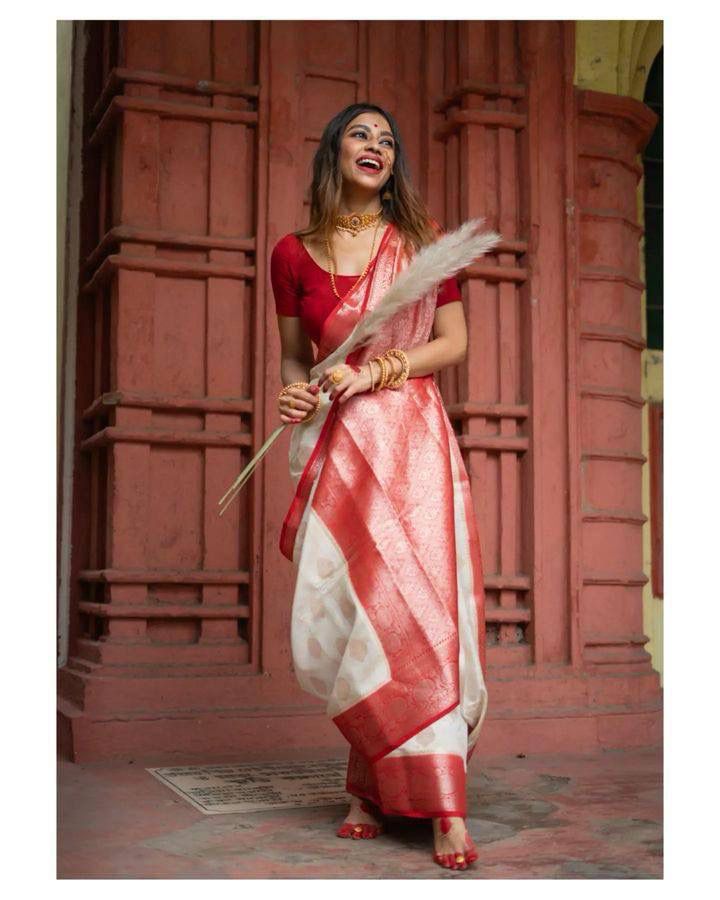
[58,20,662,763]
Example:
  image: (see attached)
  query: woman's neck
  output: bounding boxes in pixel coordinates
[337,186,382,216]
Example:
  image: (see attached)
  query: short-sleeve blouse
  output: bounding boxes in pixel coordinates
[270,231,462,345]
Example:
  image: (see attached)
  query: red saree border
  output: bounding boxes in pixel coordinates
[278,352,386,563]
[317,401,460,759]
[346,751,467,818]
[345,785,466,820]
[334,678,459,764]
[317,417,458,676]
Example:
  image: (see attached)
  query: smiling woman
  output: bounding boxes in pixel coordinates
[295,103,437,256]
[269,103,488,871]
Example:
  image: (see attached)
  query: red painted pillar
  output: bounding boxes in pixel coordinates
[429,21,662,751]
[433,22,536,671]
[575,89,658,674]
[58,22,313,762]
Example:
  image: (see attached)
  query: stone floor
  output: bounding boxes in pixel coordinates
[57,745,662,879]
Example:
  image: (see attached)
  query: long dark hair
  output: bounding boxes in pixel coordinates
[295,103,437,253]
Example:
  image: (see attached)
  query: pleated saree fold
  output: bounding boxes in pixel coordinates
[280,223,488,817]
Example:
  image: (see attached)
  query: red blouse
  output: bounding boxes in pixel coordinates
[270,232,462,345]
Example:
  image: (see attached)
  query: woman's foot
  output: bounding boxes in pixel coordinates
[337,796,384,839]
[432,816,478,870]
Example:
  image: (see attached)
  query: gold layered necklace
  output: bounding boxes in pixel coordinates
[325,217,383,302]
[334,208,383,238]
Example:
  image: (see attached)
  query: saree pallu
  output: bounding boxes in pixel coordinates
[280,223,488,818]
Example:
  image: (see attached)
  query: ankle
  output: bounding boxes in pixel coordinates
[433,815,464,834]
[346,797,381,820]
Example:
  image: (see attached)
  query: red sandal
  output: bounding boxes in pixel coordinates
[432,816,479,870]
[336,798,385,839]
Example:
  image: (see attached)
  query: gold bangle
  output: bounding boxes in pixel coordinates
[374,356,383,391]
[278,380,318,424]
[378,355,389,391]
[278,381,310,401]
[383,349,409,389]
[394,349,409,388]
[383,352,402,388]
[370,356,384,392]
[398,351,410,388]
[368,360,379,392]
[302,400,319,424]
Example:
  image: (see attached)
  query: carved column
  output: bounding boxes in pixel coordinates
[433,22,535,672]
[427,21,662,750]
[432,22,575,682]
[575,89,658,671]
[59,22,268,760]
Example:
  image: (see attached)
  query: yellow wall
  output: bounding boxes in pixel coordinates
[575,21,664,683]
[575,20,663,100]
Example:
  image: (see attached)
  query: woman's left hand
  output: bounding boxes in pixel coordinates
[319,363,374,405]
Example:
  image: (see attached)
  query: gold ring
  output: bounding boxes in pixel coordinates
[288,398,294,408]
[455,854,465,863]
[330,369,344,384]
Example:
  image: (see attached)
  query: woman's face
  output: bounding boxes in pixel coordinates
[338,112,396,195]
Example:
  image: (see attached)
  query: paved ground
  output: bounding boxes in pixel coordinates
[58,745,662,879]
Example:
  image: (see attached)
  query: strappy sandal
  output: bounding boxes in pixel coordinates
[336,798,385,839]
[432,816,479,870]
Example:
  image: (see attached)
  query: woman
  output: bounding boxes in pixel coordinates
[270,103,489,871]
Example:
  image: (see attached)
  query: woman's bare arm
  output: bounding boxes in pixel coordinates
[402,299,468,376]
[276,316,320,424]
[277,316,316,384]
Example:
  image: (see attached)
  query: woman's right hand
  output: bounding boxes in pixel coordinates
[278,383,320,425]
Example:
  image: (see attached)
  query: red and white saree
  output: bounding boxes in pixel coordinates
[279,222,488,818]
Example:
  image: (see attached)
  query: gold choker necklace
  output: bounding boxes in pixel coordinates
[334,209,383,237]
